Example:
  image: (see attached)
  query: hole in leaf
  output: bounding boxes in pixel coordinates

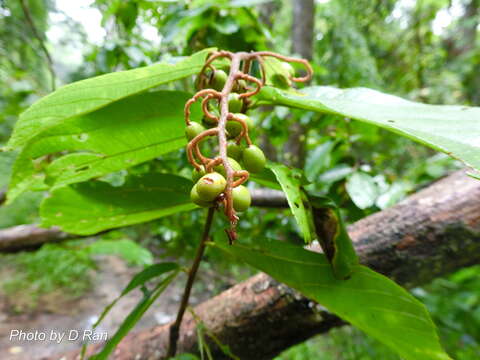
[75,165,90,172]
[74,133,89,142]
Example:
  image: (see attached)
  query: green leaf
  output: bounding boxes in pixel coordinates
[87,239,154,266]
[249,164,281,190]
[7,91,200,202]
[376,182,409,209]
[345,172,379,209]
[40,174,196,235]
[269,162,313,242]
[318,164,354,184]
[308,195,358,279]
[211,239,451,360]
[90,270,179,360]
[6,48,213,150]
[305,140,337,180]
[171,355,200,360]
[258,86,480,172]
[0,151,15,189]
[262,57,292,89]
[91,262,179,329]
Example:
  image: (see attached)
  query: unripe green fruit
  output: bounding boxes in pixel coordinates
[202,117,216,128]
[214,157,242,177]
[226,120,243,138]
[211,70,228,91]
[196,172,226,201]
[202,104,220,127]
[190,184,212,207]
[232,185,251,212]
[185,122,205,141]
[232,113,253,131]
[192,166,206,183]
[227,142,243,160]
[234,79,248,92]
[242,145,266,173]
[228,93,243,113]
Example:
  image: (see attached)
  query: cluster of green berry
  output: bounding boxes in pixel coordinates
[185,69,266,213]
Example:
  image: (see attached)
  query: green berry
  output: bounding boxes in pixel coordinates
[242,145,266,173]
[215,157,242,178]
[226,120,243,138]
[202,103,220,127]
[233,79,247,93]
[190,184,212,207]
[196,172,226,201]
[202,117,216,128]
[232,113,253,132]
[234,79,247,92]
[211,70,228,91]
[227,142,243,160]
[232,185,251,212]
[185,122,205,141]
[228,93,243,113]
[192,166,206,183]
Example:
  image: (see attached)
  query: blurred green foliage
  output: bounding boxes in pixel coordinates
[0,0,479,357]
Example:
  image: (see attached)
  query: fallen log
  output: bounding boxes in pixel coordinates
[0,224,73,252]
[45,170,480,360]
[0,190,287,253]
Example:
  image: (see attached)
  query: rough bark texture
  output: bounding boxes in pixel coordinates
[45,170,480,360]
[0,225,73,252]
[351,170,480,287]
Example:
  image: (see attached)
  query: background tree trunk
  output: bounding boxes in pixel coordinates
[46,170,480,360]
[283,0,315,168]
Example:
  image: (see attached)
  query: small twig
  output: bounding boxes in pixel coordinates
[19,0,56,91]
[167,207,216,358]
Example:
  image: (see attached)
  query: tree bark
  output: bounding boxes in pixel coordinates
[44,170,480,360]
[291,0,315,61]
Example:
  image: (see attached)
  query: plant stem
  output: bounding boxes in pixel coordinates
[166,207,215,358]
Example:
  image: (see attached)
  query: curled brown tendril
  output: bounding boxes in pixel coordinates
[185,50,312,239]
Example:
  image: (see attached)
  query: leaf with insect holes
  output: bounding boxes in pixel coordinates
[258,86,480,174]
[5,48,213,150]
[211,238,452,360]
[6,91,201,203]
[40,174,196,235]
[308,194,358,279]
[269,162,314,243]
